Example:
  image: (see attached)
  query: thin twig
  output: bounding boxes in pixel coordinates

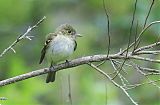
[0,16,46,58]
[128,0,137,54]
[138,66,160,73]
[96,61,106,67]
[143,0,155,28]
[130,56,160,63]
[138,70,160,89]
[103,0,111,57]
[132,20,139,53]
[131,62,160,89]
[88,63,138,105]
[121,21,160,54]
[111,59,128,74]
[111,59,132,67]
[110,60,129,86]
[124,79,160,90]
[121,0,137,55]
[112,0,137,80]
[111,60,126,80]
[145,72,160,76]
[135,50,160,55]
[134,41,160,53]
[134,0,155,50]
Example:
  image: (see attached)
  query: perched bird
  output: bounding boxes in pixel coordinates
[39,24,81,83]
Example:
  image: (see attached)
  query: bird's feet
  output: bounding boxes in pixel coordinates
[49,65,55,72]
[65,60,70,66]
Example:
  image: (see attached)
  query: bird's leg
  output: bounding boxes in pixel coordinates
[65,60,70,66]
[49,61,55,72]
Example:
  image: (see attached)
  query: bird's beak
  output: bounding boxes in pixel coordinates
[76,34,82,37]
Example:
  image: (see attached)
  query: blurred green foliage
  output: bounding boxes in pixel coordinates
[0,0,159,105]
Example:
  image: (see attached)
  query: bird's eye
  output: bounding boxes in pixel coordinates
[68,30,72,34]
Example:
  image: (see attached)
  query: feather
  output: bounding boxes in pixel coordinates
[74,40,77,51]
[39,33,56,64]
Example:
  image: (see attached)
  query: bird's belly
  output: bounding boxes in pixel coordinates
[46,38,75,63]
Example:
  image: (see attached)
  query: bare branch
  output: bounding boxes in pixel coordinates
[134,0,155,50]
[111,60,126,80]
[127,0,137,54]
[139,66,160,73]
[0,68,48,87]
[111,59,132,67]
[88,63,138,105]
[143,0,155,28]
[133,20,139,52]
[0,54,112,87]
[112,0,138,80]
[1,50,160,87]
[103,0,111,57]
[110,60,130,86]
[135,50,160,55]
[145,72,160,76]
[0,16,46,58]
[131,62,160,89]
[124,79,160,90]
[130,55,160,63]
[121,21,160,54]
[134,41,160,53]
[111,59,128,74]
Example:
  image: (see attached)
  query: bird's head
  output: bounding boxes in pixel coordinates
[56,24,81,38]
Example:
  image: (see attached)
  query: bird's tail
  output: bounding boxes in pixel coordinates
[46,72,56,83]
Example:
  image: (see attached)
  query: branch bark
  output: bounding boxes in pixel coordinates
[1,52,160,87]
[0,54,112,87]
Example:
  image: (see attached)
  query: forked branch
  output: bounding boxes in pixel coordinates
[0,16,46,58]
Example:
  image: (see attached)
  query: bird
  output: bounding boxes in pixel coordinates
[39,24,81,83]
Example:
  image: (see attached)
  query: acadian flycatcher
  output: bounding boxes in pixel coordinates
[39,24,81,83]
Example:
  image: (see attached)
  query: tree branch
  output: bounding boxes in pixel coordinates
[1,50,160,87]
[0,54,113,87]
[88,63,138,105]
[0,16,46,58]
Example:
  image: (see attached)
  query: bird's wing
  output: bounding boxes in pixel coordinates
[74,40,77,51]
[39,33,57,64]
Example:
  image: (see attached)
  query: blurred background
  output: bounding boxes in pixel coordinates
[0,0,159,105]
